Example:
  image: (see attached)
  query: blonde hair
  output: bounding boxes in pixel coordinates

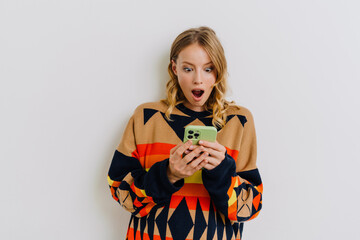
[161,26,236,128]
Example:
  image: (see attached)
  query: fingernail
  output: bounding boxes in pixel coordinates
[199,140,203,144]
[189,145,194,150]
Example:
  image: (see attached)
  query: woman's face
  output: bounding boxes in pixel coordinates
[172,43,217,112]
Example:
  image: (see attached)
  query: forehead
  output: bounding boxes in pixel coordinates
[177,44,212,65]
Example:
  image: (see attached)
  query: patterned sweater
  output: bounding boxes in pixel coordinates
[107,101,263,240]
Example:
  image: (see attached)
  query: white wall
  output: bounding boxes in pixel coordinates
[1,0,359,239]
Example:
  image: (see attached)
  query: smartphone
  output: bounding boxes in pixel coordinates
[183,125,217,145]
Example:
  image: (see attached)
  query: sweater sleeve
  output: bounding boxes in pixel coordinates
[202,110,263,222]
[107,112,184,218]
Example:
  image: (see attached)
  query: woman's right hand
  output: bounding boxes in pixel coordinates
[167,140,209,184]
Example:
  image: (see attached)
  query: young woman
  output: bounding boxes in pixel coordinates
[107,26,263,240]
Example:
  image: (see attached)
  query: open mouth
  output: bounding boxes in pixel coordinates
[192,90,204,98]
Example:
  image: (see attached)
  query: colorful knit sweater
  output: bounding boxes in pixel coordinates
[107,102,263,240]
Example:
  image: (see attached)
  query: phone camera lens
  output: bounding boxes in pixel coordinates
[188,130,194,134]
[194,133,200,138]
[188,135,193,139]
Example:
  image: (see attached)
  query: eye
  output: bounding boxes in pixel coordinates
[183,67,192,72]
[205,67,214,73]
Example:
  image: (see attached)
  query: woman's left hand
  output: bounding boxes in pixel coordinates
[190,140,226,170]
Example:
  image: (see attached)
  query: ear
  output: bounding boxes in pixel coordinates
[171,59,177,76]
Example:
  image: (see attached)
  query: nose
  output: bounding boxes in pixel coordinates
[193,70,203,84]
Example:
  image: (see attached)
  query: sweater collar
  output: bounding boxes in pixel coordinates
[175,103,212,118]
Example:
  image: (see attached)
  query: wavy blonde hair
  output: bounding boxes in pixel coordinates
[161,26,236,128]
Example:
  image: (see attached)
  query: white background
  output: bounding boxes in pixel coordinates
[1,0,360,239]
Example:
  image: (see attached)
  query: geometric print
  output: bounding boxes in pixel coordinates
[126,196,245,240]
[110,156,263,239]
[107,103,263,240]
[110,157,263,239]
[143,105,248,141]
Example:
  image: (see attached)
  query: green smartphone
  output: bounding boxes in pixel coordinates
[183,125,217,145]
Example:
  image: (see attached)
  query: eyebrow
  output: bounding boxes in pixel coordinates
[182,61,213,66]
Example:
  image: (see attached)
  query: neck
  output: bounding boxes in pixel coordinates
[183,102,205,112]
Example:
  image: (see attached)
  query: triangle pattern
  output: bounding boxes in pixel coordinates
[168,198,193,239]
[237,115,247,127]
[216,211,225,240]
[155,205,169,240]
[160,112,196,140]
[140,217,147,238]
[207,202,216,240]
[194,199,207,240]
[144,109,159,125]
[133,216,139,236]
[146,209,155,239]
